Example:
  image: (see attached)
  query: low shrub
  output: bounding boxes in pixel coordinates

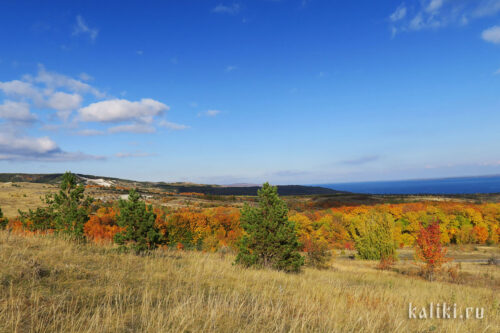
[377,256,396,270]
[303,236,333,269]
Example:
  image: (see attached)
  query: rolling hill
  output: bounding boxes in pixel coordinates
[0,173,343,196]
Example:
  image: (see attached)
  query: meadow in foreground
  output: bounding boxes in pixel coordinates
[0,230,498,333]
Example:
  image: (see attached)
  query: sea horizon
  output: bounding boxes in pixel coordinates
[317,174,500,195]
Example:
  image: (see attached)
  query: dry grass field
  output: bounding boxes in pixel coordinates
[0,182,58,218]
[0,231,498,333]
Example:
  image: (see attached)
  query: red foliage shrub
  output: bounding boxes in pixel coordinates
[344,241,354,250]
[7,218,33,235]
[415,219,450,280]
[302,235,333,269]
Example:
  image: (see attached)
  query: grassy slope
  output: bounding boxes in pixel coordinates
[0,231,498,333]
[0,182,58,218]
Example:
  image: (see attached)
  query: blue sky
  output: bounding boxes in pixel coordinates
[1,0,500,185]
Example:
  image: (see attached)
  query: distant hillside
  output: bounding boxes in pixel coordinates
[0,173,64,184]
[153,183,341,196]
[0,173,343,196]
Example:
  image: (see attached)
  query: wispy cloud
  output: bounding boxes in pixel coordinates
[225,65,237,72]
[212,3,241,15]
[107,123,156,134]
[75,129,105,136]
[426,0,445,13]
[340,155,381,165]
[159,120,189,130]
[115,151,156,158]
[73,15,98,41]
[79,72,93,81]
[390,3,407,22]
[25,64,105,98]
[198,109,221,117]
[42,121,79,132]
[390,0,500,35]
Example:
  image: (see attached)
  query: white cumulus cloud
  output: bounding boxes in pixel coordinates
[46,92,83,119]
[78,98,169,123]
[0,80,42,102]
[0,101,37,122]
[0,131,102,161]
[1,67,95,121]
[0,134,57,154]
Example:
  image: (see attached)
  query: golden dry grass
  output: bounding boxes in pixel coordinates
[0,182,245,216]
[0,182,57,218]
[0,231,498,333]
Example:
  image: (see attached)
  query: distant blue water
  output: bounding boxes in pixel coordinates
[319,175,500,195]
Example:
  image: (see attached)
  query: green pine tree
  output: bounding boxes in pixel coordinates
[51,172,93,238]
[114,189,162,253]
[19,171,92,238]
[235,182,304,273]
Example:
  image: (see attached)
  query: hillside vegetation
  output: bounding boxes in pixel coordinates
[0,231,498,333]
[0,173,341,196]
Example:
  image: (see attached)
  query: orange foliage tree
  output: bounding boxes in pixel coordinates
[472,225,489,244]
[154,207,241,251]
[84,207,123,243]
[415,219,450,281]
